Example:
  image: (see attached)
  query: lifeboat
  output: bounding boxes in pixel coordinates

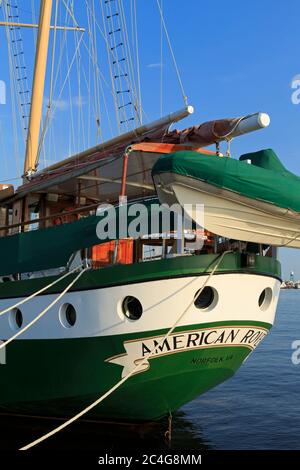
[152,148,300,248]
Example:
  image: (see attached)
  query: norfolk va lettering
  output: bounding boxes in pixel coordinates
[106,326,268,377]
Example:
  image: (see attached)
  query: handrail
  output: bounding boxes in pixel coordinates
[0,202,100,233]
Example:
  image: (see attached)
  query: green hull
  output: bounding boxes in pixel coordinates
[0,321,270,422]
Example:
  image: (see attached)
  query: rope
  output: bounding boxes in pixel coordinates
[156,0,188,106]
[131,0,142,124]
[99,0,121,132]
[2,1,32,142]
[1,1,21,176]
[0,265,83,318]
[36,0,59,167]
[20,251,231,450]
[160,0,163,117]
[118,0,141,125]
[41,32,85,143]
[0,267,88,351]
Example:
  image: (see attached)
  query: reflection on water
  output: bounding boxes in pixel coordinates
[181,290,300,450]
[2,291,299,451]
[0,411,210,451]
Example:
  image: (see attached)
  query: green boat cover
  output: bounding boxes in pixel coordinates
[152,148,300,213]
[0,199,173,276]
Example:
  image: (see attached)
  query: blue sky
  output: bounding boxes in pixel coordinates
[0,0,300,279]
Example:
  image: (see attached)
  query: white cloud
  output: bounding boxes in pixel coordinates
[72,95,87,107]
[0,80,6,105]
[147,62,162,69]
[53,99,69,111]
[43,96,86,112]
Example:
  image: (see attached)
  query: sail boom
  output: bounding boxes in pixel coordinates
[34,105,194,176]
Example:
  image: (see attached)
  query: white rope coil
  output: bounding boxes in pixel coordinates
[20,251,231,450]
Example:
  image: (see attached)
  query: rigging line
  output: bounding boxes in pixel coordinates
[86,2,99,144]
[1,2,21,176]
[107,0,127,128]
[48,0,59,113]
[90,0,102,142]
[62,0,78,28]
[86,3,114,142]
[89,1,141,104]
[0,121,9,178]
[120,0,141,127]
[156,0,188,106]
[32,153,124,180]
[87,2,92,147]
[75,1,87,152]
[87,15,92,147]
[90,1,140,116]
[66,33,76,157]
[2,1,28,143]
[160,0,163,117]
[99,0,121,132]
[52,3,70,100]
[93,0,103,140]
[0,265,84,318]
[88,0,97,140]
[68,0,143,130]
[98,65,114,139]
[118,0,140,125]
[31,0,37,47]
[67,4,121,111]
[71,6,84,154]
[80,54,102,144]
[112,2,137,129]
[122,0,141,125]
[133,0,142,124]
[39,31,85,153]
[0,268,88,350]
[36,1,70,164]
[8,2,32,136]
[0,176,22,184]
[79,54,88,148]
[20,251,232,450]
[37,0,59,168]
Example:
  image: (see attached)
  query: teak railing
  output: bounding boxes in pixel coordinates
[0,202,101,234]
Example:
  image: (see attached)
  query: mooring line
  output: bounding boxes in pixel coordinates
[20,251,231,451]
[0,268,88,351]
[0,265,84,318]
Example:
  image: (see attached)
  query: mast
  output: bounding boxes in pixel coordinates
[23,0,52,179]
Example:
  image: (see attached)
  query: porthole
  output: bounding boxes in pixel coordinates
[59,303,77,328]
[9,308,23,330]
[258,288,273,311]
[122,296,143,321]
[194,286,218,310]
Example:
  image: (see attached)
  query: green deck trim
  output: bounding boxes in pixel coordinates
[0,253,281,299]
